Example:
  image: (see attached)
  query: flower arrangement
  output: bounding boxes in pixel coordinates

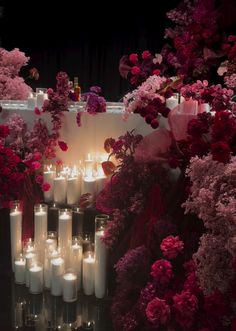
[0,48,37,100]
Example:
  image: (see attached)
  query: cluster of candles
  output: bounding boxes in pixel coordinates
[10,201,108,303]
[27,90,48,110]
[44,154,108,205]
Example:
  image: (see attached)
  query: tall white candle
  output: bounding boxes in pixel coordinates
[58,210,72,252]
[67,176,81,205]
[10,204,22,271]
[44,249,59,289]
[70,241,83,290]
[34,204,48,263]
[82,253,95,295]
[95,230,107,298]
[25,252,37,287]
[43,170,56,202]
[14,255,26,284]
[29,264,43,294]
[53,176,67,204]
[36,91,47,108]
[81,177,96,196]
[51,257,65,296]
[62,272,77,302]
[27,94,36,110]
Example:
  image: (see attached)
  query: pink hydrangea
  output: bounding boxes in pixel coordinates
[160,235,184,259]
[145,297,170,326]
[151,259,173,285]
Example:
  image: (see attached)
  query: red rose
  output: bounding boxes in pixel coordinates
[129,53,138,63]
[211,141,231,163]
[34,107,41,115]
[142,50,152,60]
[153,69,161,76]
[131,66,141,75]
[58,141,68,152]
[42,182,50,192]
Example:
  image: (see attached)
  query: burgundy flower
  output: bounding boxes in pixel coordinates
[35,174,43,185]
[42,182,50,192]
[58,141,68,152]
[146,297,170,326]
[187,119,204,137]
[0,125,9,138]
[173,290,198,328]
[131,66,141,75]
[204,290,228,319]
[160,235,184,259]
[151,119,159,129]
[153,69,161,75]
[31,161,41,170]
[151,259,173,285]
[211,141,231,163]
[129,53,138,63]
[142,50,152,60]
[76,112,81,127]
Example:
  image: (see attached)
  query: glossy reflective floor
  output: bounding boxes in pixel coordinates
[0,272,114,331]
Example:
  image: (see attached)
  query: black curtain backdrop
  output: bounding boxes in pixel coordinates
[1,0,181,100]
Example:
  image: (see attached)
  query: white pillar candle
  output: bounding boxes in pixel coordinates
[45,231,57,252]
[43,170,56,202]
[36,91,47,108]
[27,94,36,110]
[58,209,72,252]
[23,238,35,254]
[53,176,67,204]
[14,255,26,284]
[81,177,97,196]
[29,264,43,294]
[34,204,48,263]
[166,95,179,110]
[62,272,77,302]
[44,249,60,289]
[82,253,95,295]
[67,176,81,205]
[95,230,107,298]
[51,257,65,296]
[85,154,94,177]
[70,240,83,290]
[10,203,22,271]
[25,252,37,287]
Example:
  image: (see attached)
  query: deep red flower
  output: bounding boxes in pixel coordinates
[129,53,138,63]
[146,297,170,326]
[42,182,50,192]
[58,141,68,152]
[34,107,41,115]
[0,125,9,138]
[153,69,161,76]
[204,290,228,319]
[31,161,41,170]
[142,50,152,60]
[33,152,42,161]
[151,259,173,285]
[161,235,184,259]
[35,174,43,185]
[211,141,231,163]
[151,119,159,129]
[131,66,141,75]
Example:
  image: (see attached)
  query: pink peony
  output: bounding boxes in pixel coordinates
[131,66,141,75]
[146,297,170,326]
[151,259,173,285]
[161,235,184,259]
[42,182,50,192]
[58,140,68,151]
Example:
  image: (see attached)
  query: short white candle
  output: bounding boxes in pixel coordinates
[44,249,59,289]
[81,177,96,196]
[29,264,43,294]
[51,257,65,296]
[82,253,95,295]
[43,170,56,202]
[25,252,37,287]
[67,176,81,205]
[62,272,77,302]
[95,230,107,298]
[10,207,22,271]
[70,242,83,290]
[14,256,26,284]
[166,96,179,110]
[53,177,67,204]
[36,91,47,108]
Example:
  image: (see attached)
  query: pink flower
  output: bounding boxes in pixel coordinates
[58,141,68,151]
[34,107,41,115]
[142,50,152,60]
[31,161,41,170]
[35,174,43,185]
[129,53,138,63]
[131,66,141,75]
[161,236,184,259]
[146,297,170,326]
[42,182,50,192]
[151,259,173,285]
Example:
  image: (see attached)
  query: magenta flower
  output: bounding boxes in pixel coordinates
[151,259,173,285]
[131,66,141,75]
[146,297,170,326]
[58,141,68,152]
[129,53,138,63]
[34,107,41,115]
[142,50,152,60]
[161,235,184,260]
[35,174,43,185]
[42,182,50,192]
[31,161,41,170]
